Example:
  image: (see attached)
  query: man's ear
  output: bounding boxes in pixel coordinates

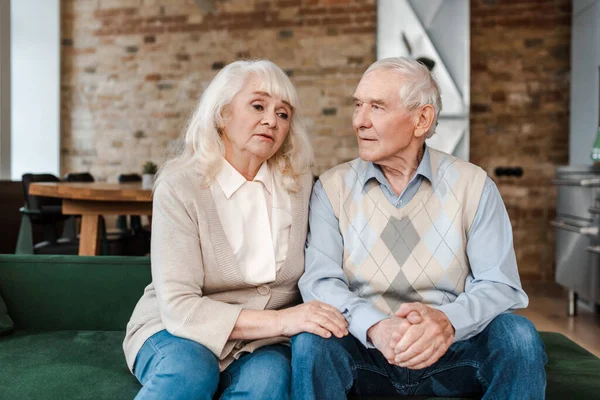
[413,104,435,139]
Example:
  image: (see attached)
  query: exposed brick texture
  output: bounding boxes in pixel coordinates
[61,0,376,181]
[61,0,571,281]
[470,0,571,281]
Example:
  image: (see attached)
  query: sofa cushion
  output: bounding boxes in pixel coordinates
[0,330,139,400]
[0,255,150,331]
[0,294,13,334]
[542,332,600,399]
[0,330,598,400]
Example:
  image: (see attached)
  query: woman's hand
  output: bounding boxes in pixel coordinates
[276,301,349,339]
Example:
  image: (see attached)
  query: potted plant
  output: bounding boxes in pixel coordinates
[142,161,158,189]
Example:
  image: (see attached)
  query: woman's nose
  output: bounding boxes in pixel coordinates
[261,111,277,128]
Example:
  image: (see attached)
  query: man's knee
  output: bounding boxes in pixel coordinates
[291,332,357,369]
[292,332,340,357]
[486,314,546,365]
[291,332,326,356]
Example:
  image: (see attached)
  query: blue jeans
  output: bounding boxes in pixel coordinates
[133,330,291,400]
[291,314,547,400]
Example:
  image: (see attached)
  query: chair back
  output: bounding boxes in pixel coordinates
[117,174,143,233]
[64,172,95,183]
[21,173,61,212]
[118,173,141,183]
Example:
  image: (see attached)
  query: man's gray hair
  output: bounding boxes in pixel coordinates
[365,57,442,138]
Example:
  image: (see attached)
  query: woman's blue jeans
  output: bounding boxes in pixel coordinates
[291,314,547,400]
[133,330,291,400]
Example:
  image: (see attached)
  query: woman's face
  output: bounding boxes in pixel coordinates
[222,74,293,163]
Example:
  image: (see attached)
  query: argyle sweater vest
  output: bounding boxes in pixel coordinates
[320,148,487,315]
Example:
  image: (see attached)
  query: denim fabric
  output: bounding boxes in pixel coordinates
[291,314,547,400]
[134,330,291,400]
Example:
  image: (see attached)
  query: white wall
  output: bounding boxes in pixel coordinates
[411,0,470,161]
[10,0,60,180]
[0,0,11,179]
[378,0,470,160]
[570,0,600,165]
[410,0,469,102]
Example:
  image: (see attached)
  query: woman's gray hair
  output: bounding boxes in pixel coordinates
[157,59,313,192]
[365,57,442,138]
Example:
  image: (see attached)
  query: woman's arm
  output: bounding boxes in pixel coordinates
[153,179,347,352]
[151,181,243,357]
[229,301,348,340]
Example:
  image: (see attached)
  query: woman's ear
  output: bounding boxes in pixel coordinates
[216,105,230,135]
[413,104,435,139]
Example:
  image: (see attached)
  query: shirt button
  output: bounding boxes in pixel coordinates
[257,285,271,296]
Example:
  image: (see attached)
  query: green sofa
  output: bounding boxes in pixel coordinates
[1,255,599,400]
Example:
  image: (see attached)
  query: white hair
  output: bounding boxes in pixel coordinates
[365,57,442,138]
[157,60,313,192]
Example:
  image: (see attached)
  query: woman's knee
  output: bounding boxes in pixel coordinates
[136,332,220,400]
[224,346,291,399]
[251,348,292,393]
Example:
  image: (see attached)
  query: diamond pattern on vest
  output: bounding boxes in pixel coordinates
[320,149,486,317]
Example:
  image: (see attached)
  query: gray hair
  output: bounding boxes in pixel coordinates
[365,57,442,138]
[157,60,313,192]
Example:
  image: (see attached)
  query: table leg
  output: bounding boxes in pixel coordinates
[80,215,101,256]
[568,290,578,317]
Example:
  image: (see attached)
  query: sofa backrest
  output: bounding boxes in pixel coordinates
[0,255,151,331]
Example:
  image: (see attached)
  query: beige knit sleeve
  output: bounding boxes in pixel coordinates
[150,180,242,359]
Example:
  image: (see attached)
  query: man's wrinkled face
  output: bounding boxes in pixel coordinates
[352,69,416,163]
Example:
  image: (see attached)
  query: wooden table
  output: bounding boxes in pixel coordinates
[29,182,153,256]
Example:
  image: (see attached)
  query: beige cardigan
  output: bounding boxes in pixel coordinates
[122,167,312,372]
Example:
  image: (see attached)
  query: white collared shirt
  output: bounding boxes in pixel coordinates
[210,159,292,285]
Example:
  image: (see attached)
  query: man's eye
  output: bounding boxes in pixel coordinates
[354,102,361,108]
[278,112,289,120]
[252,104,264,111]
[372,104,380,110]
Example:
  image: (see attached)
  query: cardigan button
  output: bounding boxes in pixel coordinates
[257,285,271,296]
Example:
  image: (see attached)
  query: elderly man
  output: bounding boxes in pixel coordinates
[291,57,546,399]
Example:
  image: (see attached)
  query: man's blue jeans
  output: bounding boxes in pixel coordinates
[291,314,547,399]
[133,330,291,400]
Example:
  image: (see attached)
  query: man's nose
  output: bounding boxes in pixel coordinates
[353,106,371,129]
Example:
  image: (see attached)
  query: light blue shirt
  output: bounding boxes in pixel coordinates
[299,147,529,346]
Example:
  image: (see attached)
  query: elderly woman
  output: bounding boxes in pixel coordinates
[123,60,348,400]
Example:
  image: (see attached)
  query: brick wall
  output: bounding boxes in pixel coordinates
[61,0,375,181]
[61,0,571,281]
[470,0,571,281]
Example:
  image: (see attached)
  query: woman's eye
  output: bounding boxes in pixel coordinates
[278,112,289,120]
[252,104,264,111]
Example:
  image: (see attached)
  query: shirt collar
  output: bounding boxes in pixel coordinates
[253,161,272,195]
[215,159,272,199]
[361,145,432,188]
